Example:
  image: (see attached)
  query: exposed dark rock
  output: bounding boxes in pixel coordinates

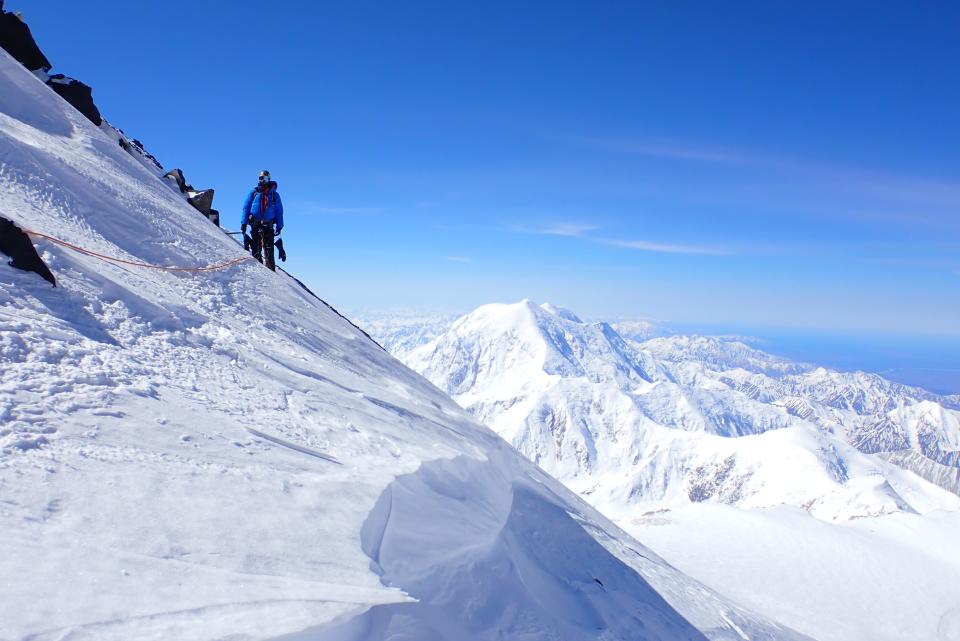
[0,216,56,286]
[163,168,191,194]
[47,74,102,126]
[128,138,163,170]
[0,6,51,72]
[163,170,220,222]
[0,4,218,228]
[188,189,215,215]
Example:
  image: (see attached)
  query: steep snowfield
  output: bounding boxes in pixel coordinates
[392,300,960,641]
[0,50,811,641]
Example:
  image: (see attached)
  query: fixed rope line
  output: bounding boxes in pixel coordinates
[23,229,255,273]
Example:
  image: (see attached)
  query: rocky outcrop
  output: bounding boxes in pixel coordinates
[0,4,50,72]
[115,129,163,172]
[0,3,222,228]
[0,3,102,127]
[47,74,101,126]
[163,169,220,225]
[0,216,56,286]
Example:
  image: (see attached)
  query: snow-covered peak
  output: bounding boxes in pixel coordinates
[540,301,584,323]
[408,300,660,402]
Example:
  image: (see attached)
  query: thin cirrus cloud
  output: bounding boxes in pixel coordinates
[555,134,960,225]
[509,222,600,237]
[512,221,731,256]
[562,135,752,165]
[604,238,732,256]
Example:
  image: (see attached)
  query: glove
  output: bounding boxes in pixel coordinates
[241,223,247,234]
[277,238,287,262]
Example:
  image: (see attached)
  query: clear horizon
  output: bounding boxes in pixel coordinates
[14,2,960,337]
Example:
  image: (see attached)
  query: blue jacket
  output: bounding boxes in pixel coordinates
[241,181,284,231]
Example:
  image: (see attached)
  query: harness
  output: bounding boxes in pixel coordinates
[260,185,272,214]
[250,184,275,226]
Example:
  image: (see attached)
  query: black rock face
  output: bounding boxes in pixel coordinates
[0,8,51,71]
[188,189,215,215]
[2,5,219,229]
[47,75,102,126]
[164,169,191,194]
[0,216,56,286]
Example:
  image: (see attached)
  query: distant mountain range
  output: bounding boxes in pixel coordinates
[357,300,960,641]
[360,300,960,516]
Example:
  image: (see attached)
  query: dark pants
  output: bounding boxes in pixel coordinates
[251,222,276,271]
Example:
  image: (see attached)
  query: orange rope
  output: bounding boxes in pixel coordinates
[23,229,255,273]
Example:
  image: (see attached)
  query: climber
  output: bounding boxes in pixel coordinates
[240,169,284,271]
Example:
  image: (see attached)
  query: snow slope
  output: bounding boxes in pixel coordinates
[633,504,960,641]
[0,50,809,641]
[394,300,960,641]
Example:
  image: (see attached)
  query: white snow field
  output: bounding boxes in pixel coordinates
[383,300,960,641]
[0,50,813,641]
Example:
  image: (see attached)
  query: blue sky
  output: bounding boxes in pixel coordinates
[19,1,960,335]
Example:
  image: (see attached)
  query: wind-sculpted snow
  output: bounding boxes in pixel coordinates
[0,49,809,641]
[287,456,810,641]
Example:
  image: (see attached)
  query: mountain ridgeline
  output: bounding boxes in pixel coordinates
[370,300,960,517]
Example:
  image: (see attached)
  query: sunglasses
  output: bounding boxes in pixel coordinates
[259,175,270,182]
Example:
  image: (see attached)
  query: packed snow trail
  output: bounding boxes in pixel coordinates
[0,49,810,640]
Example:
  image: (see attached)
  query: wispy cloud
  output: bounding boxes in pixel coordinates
[560,135,750,165]
[445,255,472,263]
[509,219,732,256]
[548,133,960,225]
[605,238,732,256]
[510,222,600,237]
